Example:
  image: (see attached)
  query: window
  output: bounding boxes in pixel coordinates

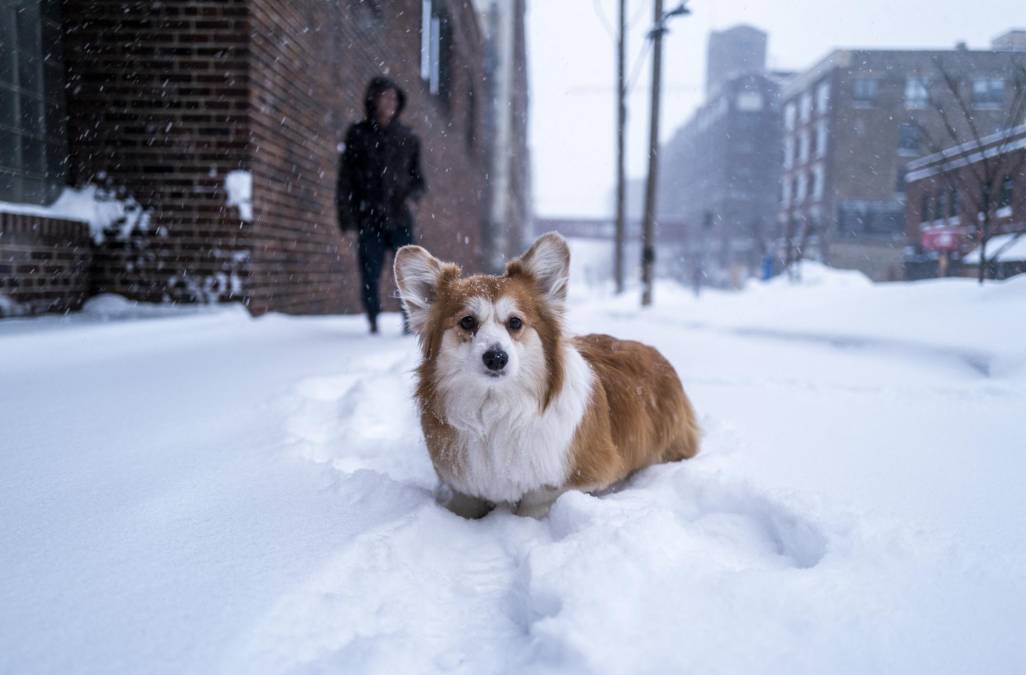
[796,173,807,203]
[972,78,1004,107]
[934,191,946,222]
[816,119,828,158]
[465,84,476,149]
[816,81,830,115]
[948,188,959,219]
[904,77,929,109]
[420,0,452,101]
[800,92,812,122]
[798,130,809,164]
[0,1,68,203]
[736,91,763,111]
[999,175,1014,209]
[920,191,931,223]
[781,177,792,206]
[811,165,824,201]
[853,77,877,104]
[783,136,794,169]
[898,122,923,154]
[784,102,796,131]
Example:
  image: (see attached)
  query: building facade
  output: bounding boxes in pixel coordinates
[779,43,1026,280]
[475,0,531,272]
[905,123,1025,278]
[1,0,495,317]
[658,25,789,284]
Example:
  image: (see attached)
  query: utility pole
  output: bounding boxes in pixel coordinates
[640,1,689,307]
[613,0,627,294]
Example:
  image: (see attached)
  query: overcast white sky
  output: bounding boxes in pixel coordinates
[528,0,1023,218]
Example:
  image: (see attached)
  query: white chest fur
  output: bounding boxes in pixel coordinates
[435,345,594,503]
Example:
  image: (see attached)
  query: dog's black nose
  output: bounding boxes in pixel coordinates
[482,348,509,372]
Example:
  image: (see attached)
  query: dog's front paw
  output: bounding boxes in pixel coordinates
[515,487,564,519]
[441,490,495,519]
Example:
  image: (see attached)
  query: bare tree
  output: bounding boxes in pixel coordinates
[920,58,1026,283]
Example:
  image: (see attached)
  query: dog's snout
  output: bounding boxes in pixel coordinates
[482,347,509,372]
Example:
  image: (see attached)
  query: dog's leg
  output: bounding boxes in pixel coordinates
[443,490,495,519]
[515,487,564,519]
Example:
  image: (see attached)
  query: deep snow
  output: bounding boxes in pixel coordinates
[2,252,1025,674]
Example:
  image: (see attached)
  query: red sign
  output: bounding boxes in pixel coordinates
[921,227,968,252]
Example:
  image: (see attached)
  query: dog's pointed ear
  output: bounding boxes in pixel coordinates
[508,232,571,307]
[394,245,448,333]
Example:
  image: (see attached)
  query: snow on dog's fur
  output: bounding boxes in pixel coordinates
[394,232,699,518]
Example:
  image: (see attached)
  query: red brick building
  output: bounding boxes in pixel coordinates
[905,123,1026,278]
[1,0,490,316]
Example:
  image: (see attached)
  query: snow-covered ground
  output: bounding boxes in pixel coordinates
[2,252,1025,674]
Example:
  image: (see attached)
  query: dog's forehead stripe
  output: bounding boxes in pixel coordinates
[494,296,520,321]
[466,296,492,319]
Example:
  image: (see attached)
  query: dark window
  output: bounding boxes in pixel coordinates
[898,122,923,154]
[853,78,877,104]
[972,78,1004,107]
[920,192,930,222]
[421,0,453,106]
[465,84,476,149]
[0,0,68,204]
[948,188,959,218]
[999,175,1014,208]
[935,191,946,222]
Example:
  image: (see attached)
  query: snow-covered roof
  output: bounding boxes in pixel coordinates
[962,232,1026,264]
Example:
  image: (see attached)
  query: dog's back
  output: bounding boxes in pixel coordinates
[565,334,699,491]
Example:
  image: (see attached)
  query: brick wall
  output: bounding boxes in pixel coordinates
[58,0,485,317]
[62,0,252,306]
[245,0,486,314]
[0,213,91,316]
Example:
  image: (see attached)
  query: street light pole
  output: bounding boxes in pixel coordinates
[613,0,627,294]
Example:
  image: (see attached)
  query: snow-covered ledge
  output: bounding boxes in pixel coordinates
[0,185,149,245]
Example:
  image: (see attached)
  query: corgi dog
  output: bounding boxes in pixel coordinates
[393,232,699,518]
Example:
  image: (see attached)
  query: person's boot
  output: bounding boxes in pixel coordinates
[369,315,379,334]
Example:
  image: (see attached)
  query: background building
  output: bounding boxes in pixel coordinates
[659,25,791,285]
[905,123,1025,279]
[779,39,1026,280]
[475,0,532,272]
[1,0,517,317]
[705,25,767,97]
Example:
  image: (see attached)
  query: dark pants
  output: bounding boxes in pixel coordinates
[357,225,414,322]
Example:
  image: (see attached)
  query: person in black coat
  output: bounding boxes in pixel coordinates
[337,76,426,334]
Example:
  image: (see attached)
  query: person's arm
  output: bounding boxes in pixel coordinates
[336,128,357,231]
[408,135,427,203]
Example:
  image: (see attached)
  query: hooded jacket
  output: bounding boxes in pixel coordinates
[336,77,427,234]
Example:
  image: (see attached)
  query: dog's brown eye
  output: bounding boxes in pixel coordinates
[459,315,477,331]
[507,316,523,331]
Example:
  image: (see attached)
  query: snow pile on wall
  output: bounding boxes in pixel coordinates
[0,185,149,244]
[225,170,252,221]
